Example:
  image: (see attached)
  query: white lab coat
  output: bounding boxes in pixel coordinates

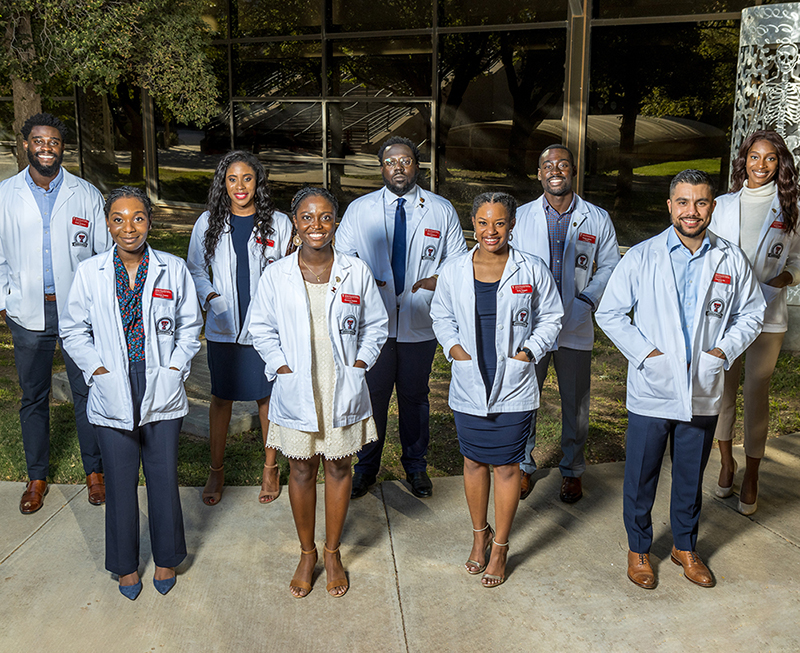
[187,209,292,344]
[0,167,111,329]
[431,246,563,416]
[596,228,765,421]
[336,186,467,342]
[710,191,800,332]
[59,247,203,430]
[248,251,389,432]
[513,194,620,351]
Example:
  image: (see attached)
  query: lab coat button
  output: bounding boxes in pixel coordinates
[498,324,504,330]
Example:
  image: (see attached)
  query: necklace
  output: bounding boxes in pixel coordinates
[299,251,334,282]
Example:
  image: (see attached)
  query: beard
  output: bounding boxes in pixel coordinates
[27,149,63,177]
[383,170,419,197]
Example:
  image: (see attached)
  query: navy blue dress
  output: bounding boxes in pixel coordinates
[453,278,533,465]
[207,213,273,401]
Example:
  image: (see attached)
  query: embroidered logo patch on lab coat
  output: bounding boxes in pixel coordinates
[72,231,88,247]
[576,253,589,270]
[422,245,437,260]
[156,316,174,335]
[340,315,357,335]
[512,309,529,327]
[768,243,784,259]
[705,298,725,318]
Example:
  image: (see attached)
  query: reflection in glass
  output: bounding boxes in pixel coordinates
[585,23,738,246]
[260,160,324,212]
[201,0,228,38]
[330,0,431,32]
[328,38,432,98]
[594,0,755,20]
[438,30,565,213]
[232,0,321,37]
[440,0,567,27]
[233,42,322,97]
[233,101,322,155]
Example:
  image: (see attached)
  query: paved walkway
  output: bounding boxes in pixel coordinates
[2,436,799,652]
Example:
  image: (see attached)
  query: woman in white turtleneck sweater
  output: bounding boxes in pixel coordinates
[709,130,800,516]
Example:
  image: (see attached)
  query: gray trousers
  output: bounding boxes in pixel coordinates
[520,347,591,478]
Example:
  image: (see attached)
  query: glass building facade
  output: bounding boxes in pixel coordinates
[0,1,781,244]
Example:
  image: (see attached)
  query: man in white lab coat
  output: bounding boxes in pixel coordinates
[0,113,111,514]
[336,137,467,499]
[596,170,765,589]
[513,144,620,504]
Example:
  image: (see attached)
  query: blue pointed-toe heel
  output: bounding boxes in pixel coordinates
[119,580,143,601]
[153,575,177,595]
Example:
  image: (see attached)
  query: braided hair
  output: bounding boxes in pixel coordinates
[202,151,277,266]
[286,187,339,255]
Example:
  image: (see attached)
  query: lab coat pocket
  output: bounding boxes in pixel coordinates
[496,357,535,405]
[448,358,475,407]
[407,287,435,332]
[694,351,725,399]
[759,281,783,308]
[271,371,303,423]
[637,354,674,401]
[338,366,371,420]
[88,371,127,421]
[154,367,187,414]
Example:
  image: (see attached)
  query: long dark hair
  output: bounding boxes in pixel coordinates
[731,130,798,233]
[202,150,277,266]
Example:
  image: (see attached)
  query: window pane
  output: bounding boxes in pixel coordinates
[438,29,566,221]
[233,42,322,97]
[584,23,738,246]
[0,97,14,183]
[261,160,324,211]
[440,0,567,27]
[232,0,321,37]
[326,101,431,159]
[234,101,323,155]
[329,37,432,98]
[329,0,431,32]
[594,0,757,20]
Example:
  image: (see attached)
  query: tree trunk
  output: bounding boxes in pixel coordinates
[5,12,42,170]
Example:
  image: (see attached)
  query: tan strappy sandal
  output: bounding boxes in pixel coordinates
[465,524,494,575]
[202,464,224,506]
[290,547,318,598]
[259,463,281,504]
[324,545,349,598]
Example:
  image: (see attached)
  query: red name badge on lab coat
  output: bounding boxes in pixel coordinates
[72,217,89,227]
[511,285,533,294]
[341,294,361,304]
[153,288,174,299]
[712,273,731,285]
[578,233,596,243]
[424,229,441,238]
[771,221,786,230]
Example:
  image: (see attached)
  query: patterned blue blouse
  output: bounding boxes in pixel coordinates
[114,246,149,362]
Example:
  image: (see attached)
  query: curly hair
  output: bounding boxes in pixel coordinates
[285,186,339,256]
[21,113,67,141]
[731,130,798,234]
[104,186,152,221]
[202,151,277,267]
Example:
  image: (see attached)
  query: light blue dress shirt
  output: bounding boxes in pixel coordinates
[667,227,711,360]
[25,167,64,295]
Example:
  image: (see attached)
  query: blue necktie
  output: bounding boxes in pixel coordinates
[392,197,406,295]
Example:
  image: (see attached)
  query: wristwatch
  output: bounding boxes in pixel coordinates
[519,347,534,362]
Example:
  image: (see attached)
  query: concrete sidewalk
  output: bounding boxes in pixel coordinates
[1,436,800,652]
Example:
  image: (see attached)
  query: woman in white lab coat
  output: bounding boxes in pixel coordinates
[710,130,800,515]
[249,187,388,598]
[187,151,292,506]
[60,186,202,600]
[431,192,562,588]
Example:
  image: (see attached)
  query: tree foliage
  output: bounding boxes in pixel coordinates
[1,0,219,126]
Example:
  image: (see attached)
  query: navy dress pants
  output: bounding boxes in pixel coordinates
[95,361,186,576]
[356,337,438,476]
[624,411,717,554]
[7,301,102,480]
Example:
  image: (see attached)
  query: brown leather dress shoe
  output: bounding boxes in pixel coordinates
[559,476,583,503]
[520,471,534,500]
[20,480,48,515]
[671,546,714,587]
[86,472,106,505]
[627,550,656,589]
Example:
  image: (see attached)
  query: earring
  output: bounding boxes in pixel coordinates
[293,234,302,247]
[509,231,514,242]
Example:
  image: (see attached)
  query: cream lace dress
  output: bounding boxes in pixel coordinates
[267,280,378,459]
